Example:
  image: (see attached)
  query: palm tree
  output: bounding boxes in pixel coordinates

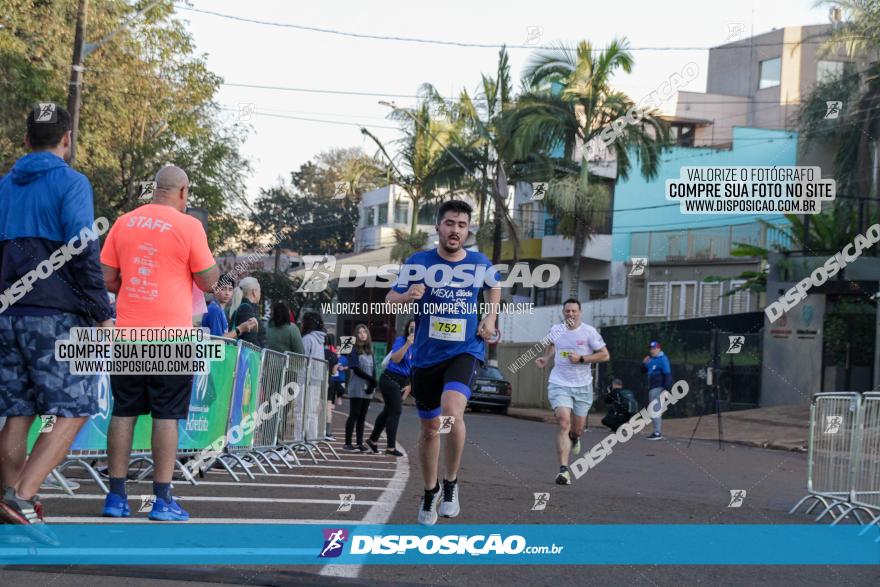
[798,0,880,236]
[450,47,521,266]
[360,85,472,238]
[508,38,671,298]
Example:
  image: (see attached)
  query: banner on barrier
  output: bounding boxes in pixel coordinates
[227,342,262,448]
[27,340,240,454]
[179,339,239,450]
[26,374,113,451]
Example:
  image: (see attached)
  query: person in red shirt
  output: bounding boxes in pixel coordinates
[100,165,218,521]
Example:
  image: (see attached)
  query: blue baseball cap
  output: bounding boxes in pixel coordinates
[649,340,661,349]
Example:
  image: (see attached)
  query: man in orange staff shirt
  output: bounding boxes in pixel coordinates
[100,165,218,521]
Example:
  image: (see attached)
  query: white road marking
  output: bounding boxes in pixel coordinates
[45,517,348,525]
[206,463,395,473]
[40,480,398,491]
[320,445,410,578]
[41,493,379,505]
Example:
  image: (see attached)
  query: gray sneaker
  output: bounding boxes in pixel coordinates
[418,485,441,526]
[41,476,80,491]
[570,435,581,456]
[0,487,60,545]
[438,479,460,518]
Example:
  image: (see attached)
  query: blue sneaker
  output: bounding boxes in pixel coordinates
[148,497,189,521]
[102,492,130,518]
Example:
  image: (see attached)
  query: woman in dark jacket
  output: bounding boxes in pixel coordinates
[366,319,414,456]
[344,323,377,452]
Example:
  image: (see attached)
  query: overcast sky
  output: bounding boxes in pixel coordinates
[177,0,830,200]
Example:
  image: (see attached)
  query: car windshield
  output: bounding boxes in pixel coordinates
[479,366,504,380]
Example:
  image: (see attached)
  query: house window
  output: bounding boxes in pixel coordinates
[417,202,440,225]
[699,282,723,316]
[729,280,751,313]
[758,57,781,89]
[535,280,562,307]
[817,60,845,83]
[376,203,388,225]
[646,282,668,317]
[669,281,697,319]
[394,200,409,224]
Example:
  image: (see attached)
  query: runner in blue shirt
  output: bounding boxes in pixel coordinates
[386,200,500,525]
[367,318,415,456]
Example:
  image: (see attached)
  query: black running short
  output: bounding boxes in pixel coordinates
[110,374,193,419]
[411,354,480,420]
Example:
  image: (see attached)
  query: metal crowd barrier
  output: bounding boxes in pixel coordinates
[789,392,880,531]
[47,337,334,492]
[247,348,296,472]
[854,392,880,534]
[276,353,338,462]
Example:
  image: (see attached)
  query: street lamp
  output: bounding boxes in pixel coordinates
[66,0,163,165]
[377,100,473,177]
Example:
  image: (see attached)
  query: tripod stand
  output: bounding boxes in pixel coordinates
[687,328,725,450]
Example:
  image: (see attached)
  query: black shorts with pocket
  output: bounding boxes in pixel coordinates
[110,373,193,419]
[410,353,480,420]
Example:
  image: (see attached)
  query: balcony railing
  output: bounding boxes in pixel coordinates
[630,222,791,262]
[507,209,612,239]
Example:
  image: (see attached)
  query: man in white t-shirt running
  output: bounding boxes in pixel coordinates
[535,298,610,485]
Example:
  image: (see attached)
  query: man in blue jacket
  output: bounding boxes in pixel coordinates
[641,340,672,440]
[0,105,113,537]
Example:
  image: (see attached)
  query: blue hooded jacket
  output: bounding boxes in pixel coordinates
[643,351,673,390]
[0,152,112,321]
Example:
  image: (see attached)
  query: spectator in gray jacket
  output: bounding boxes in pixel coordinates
[344,323,376,452]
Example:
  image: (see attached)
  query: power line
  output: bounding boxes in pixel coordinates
[176,5,855,52]
[221,82,434,100]
[217,107,398,130]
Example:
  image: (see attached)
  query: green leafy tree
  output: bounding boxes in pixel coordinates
[452,47,521,265]
[361,84,473,235]
[798,0,880,234]
[0,0,251,249]
[509,39,671,297]
[704,208,858,295]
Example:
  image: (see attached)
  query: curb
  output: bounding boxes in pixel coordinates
[505,409,808,453]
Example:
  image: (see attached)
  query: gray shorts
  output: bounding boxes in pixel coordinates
[548,383,594,417]
[0,313,100,417]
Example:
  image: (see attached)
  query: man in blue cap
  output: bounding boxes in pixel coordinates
[641,340,672,440]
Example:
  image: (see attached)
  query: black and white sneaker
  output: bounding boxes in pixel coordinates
[418,484,441,526]
[647,432,663,441]
[438,479,460,518]
[555,466,572,485]
[570,435,581,456]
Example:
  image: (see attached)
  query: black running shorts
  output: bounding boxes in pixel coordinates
[410,354,480,420]
[110,373,193,419]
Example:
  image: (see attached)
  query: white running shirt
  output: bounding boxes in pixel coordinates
[547,323,606,387]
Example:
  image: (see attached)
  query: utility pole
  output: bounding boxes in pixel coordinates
[65,0,163,167]
[67,0,88,166]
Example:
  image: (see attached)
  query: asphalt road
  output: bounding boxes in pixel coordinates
[2,403,878,586]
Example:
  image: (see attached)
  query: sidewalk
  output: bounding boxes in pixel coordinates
[507,404,810,452]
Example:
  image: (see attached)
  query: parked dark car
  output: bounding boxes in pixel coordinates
[467,363,512,415]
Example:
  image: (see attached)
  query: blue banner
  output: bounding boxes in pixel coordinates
[0,525,877,565]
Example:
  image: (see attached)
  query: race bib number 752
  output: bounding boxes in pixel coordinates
[429,316,466,342]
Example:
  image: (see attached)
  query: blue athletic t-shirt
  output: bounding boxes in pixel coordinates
[392,248,499,369]
[201,301,228,337]
[385,335,413,377]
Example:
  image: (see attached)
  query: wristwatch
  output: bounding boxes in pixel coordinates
[234,326,241,337]
[579,356,585,364]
